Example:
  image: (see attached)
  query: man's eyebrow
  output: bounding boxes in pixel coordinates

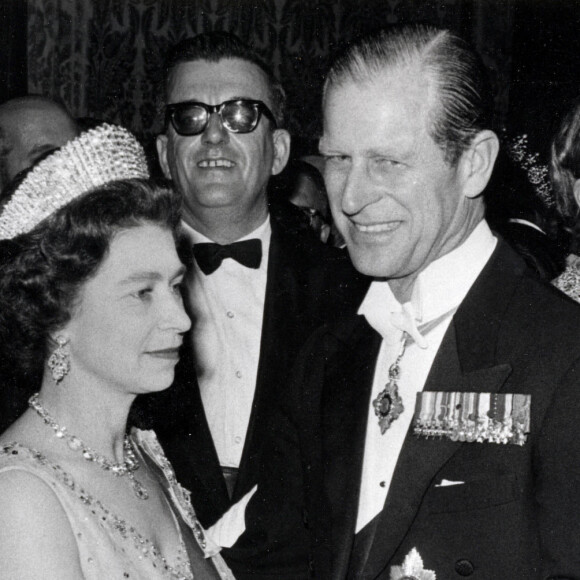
[318,143,340,155]
[228,95,260,102]
[365,146,406,157]
[319,144,413,159]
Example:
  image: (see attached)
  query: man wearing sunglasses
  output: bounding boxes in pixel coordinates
[138,32,368,531]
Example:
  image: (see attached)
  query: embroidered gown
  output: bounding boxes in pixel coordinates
[0,429,235,580]
[553,254,580,303]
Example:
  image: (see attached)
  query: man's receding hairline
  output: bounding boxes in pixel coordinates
[323,27,447,103]
[323,56,437,124]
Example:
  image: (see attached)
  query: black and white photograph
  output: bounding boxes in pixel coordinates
[0,1,579,578]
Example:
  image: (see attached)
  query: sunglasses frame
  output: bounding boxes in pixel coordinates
[165,98,278,136]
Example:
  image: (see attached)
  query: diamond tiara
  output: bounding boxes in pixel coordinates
[0,123,150,240]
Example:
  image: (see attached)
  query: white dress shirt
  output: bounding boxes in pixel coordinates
[182,217,271,469]
[355,220,497,532]
[207,220,497,548]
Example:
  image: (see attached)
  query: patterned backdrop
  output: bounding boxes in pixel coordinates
[27,0,515,147]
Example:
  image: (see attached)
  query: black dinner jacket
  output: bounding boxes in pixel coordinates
[227,239,580,580]
[132,203,369,528]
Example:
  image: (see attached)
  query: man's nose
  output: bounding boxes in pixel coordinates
[202,112,230,145]
[340,163,375,216]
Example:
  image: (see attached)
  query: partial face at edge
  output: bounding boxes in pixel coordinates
[320,68,472,283]
[0,103,77,188]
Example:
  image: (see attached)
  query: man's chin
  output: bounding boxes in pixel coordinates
[185,187,243,208]
[347,248,403,279]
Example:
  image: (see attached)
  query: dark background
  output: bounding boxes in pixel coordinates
[1,0,579,163]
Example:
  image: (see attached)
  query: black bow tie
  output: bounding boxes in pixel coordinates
[193,239,262,275]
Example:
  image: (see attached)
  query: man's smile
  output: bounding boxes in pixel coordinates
[198,158,235,168]
[351,220,402,234]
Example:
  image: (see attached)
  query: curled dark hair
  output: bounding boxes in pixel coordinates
[551,99,580,223]
[323,24,494,165]
[160,31,286,128]
[0,178,182,381]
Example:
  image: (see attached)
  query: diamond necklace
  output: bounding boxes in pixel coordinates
[28,393,149,500]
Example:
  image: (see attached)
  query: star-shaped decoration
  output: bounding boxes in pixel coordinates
[389,548,436,580]
[373,380,404,434]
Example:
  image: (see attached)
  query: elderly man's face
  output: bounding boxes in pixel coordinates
[0,103,77,188]
[157,58,289,237]
[320,67,471,293]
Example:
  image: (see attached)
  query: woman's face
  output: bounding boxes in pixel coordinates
[60,223,191,395]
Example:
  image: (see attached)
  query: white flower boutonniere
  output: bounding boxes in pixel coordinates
[390,548,436,580]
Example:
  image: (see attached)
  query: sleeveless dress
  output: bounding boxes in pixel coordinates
[0,428,235,580]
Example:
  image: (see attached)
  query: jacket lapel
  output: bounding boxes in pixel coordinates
[234,223,303,500]
[236,206,370,502]
[319,317,383,578]
[163,337,231,519]
[361,241,522,577]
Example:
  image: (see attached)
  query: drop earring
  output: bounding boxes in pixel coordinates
[48,336,70,384]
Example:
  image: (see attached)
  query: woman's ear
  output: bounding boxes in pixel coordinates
[48,332,66,343]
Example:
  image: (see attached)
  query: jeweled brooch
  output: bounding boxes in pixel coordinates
[373,335,407,434]
[373,380,405,435]
[390,548,436,580]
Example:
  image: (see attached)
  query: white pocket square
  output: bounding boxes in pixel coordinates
[435,479,465,487]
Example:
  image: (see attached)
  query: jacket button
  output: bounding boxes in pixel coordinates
[302,508,310,529]
[455,559,474,576]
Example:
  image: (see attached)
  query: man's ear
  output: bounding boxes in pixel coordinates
[460,129,500,199]
[156,134,172,180]
[271,129,291,176]
[573,179,580,209]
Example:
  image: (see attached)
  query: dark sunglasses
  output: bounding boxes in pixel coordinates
[165,99,277,136]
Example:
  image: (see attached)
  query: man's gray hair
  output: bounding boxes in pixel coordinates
[323,25,494,165]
